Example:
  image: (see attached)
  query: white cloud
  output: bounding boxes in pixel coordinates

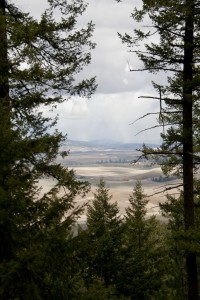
[64,98,89,119]
[14,0,164,144]
[52,92,162,144]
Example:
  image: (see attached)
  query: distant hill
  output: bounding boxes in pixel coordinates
[66,139,158,150]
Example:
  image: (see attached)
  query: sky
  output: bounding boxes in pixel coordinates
[16,0,165,144]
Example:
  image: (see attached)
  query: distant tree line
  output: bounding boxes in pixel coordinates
[96,158,131,164]
[152,175,177,183]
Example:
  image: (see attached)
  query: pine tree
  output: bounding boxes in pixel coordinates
[160,181,200,299]
[160,194,187,299]
[116,1,200,298]
[118,181,168,299]
[125,181,148,251]
[86,179,123,288]
[0,1,96,299]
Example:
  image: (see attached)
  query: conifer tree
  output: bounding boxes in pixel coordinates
[0,1,96,298]
[160,181,200,299]
[86,179,123,288]
[118,181,168,299]
[116,1,200,298]
[160,194,187,299]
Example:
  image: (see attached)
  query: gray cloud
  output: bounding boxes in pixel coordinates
[47,92,162,144]
[14,0,164,144]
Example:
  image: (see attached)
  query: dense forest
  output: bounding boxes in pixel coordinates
[0,0,200,299]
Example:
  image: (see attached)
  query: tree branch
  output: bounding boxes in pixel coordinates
[147,184,183,197]
[129,112,159,125]
[138,95,183,105]
[135,123,180,136]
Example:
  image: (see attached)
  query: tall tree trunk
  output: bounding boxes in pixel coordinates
[0,0,10,168]
[182,1,199,299]
[0,0,12,263]
[0,0,9,106]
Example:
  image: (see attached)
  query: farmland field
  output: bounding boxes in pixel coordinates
[40,140,181,220]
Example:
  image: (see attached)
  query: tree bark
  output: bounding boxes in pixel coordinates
[0,0,9,102]
[0,0,13,264]
[182,1,199,299]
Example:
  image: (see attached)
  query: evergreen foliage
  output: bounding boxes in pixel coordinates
[0,1,95,298]
[116,0,200,298]
[85,179,123,288]
[117,181,168,299]
[160,194,187,299]
[78,278,129,300]
[160,181,200,299]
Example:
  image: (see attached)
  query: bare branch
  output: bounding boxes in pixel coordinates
[158,86,165,135]
[147,184,183,197]
[154,182,183,191]
[131,155,144,165]
[135,123,180,136]
[129,67,181,73]
[138,95,183,105]
[129,112,159,125]
[142,150,183,155]
[126,59,132,72]
[135,125,163,136]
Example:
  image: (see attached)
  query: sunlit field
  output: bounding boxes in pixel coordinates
[39,142,181,220]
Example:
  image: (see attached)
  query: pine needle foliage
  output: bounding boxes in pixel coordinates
[116,0,200,298]
[86,179,123,288]
[0,1,96,299]
[118,181,167,299]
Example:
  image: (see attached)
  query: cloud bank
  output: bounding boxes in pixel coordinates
[16,0,165,144]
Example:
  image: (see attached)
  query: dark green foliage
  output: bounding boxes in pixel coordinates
[116,0,200,298]
[160,194,187,299]
[85,179,123,288]
[125,181,148,227]
[78,278,129,300]
[0,1,95,298]
[160,181,200,299]
[117,181,169,299]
